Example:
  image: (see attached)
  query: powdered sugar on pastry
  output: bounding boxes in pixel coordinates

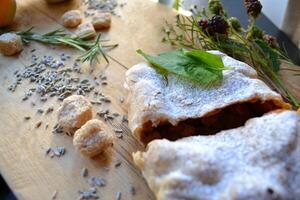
[124,51,289,144]
[133,110,300,200]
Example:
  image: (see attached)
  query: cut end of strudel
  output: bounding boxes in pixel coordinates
[133,110,300,200]
[124,51,290,144]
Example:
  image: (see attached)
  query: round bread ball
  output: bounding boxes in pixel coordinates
[76,22,96,39]
[0,33,22,56]
[92,13,111,30]
[57,95,92,134]
[73,119,114,157]
[62,10,82,28]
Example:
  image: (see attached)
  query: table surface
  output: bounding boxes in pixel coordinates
[0,0,299,200]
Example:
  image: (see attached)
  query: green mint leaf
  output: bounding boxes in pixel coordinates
[184,49,227,70]
[137,49,226,86]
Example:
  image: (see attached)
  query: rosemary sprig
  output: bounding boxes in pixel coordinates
[80,34,118,65]
[162,0,300,107]
[17,27,118,64]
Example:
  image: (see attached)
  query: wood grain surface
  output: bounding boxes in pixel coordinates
[0,0,298,200]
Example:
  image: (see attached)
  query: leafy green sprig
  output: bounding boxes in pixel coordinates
[163,1,300,107]
[137,48,228,86]
[17,27,118,65]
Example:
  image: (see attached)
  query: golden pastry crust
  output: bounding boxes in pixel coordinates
[73,119,114,157]
[62,10,82,28]
[57,95,92,134]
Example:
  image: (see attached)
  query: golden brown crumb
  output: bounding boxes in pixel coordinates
[73,119,114,157]
[62,10,82,28]
[0,33,22,56]
[92,13,111,30]
[76,22,96,39]
[57,95,92,134]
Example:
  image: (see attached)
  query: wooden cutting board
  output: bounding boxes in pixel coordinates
[0,0,299,200]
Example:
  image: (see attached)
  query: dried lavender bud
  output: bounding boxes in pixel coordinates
[229,17,242,32]
[263,34,279,48]
[206,15,229,36]
[115,192,121,200]
[88,177,107,187]
[208,0,225,15]
[244,0,262,18]
[81,167,89,177]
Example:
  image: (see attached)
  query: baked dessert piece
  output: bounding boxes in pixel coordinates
[124,51,290,144]
[73,119,114,157]
[61,10,82,28]
[57,95,93,134]
[76,22,96,39]
[133,110,300,200]
[0,33,22,56]
[92,13,111,30]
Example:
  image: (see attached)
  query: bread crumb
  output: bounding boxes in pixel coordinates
[76,22,96,39]
[57,95,92,135]
[92,13,111,30]
[62,10,82,28]
[0,33,22,56]
[73,119,114,157]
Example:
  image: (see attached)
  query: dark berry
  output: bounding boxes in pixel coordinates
[207,15,229,36]
[244,0,262,18]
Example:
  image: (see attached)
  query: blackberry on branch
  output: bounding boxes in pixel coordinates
[244,0,262,18]
[206,15,229,36]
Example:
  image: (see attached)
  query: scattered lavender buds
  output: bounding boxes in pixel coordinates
[87,177,107,187]
[78,188,99,200]
[46,147,66,158]
[8,54,99,102]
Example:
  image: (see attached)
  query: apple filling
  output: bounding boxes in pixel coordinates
[140,99,286,144]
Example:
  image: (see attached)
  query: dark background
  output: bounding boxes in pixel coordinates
[0,0,299,200]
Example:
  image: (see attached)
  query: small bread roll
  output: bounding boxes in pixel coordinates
[73,119,114,157]
[92,13,111,30]
[57,95,92,134]
[0,33,22,56]
[62,10,82,28]
[76,22,96,39]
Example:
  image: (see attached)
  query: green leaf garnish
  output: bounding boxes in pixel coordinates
[137,48,227,86]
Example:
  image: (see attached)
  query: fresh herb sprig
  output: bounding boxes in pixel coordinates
[163,0,300,107]
[17,27,118,65]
